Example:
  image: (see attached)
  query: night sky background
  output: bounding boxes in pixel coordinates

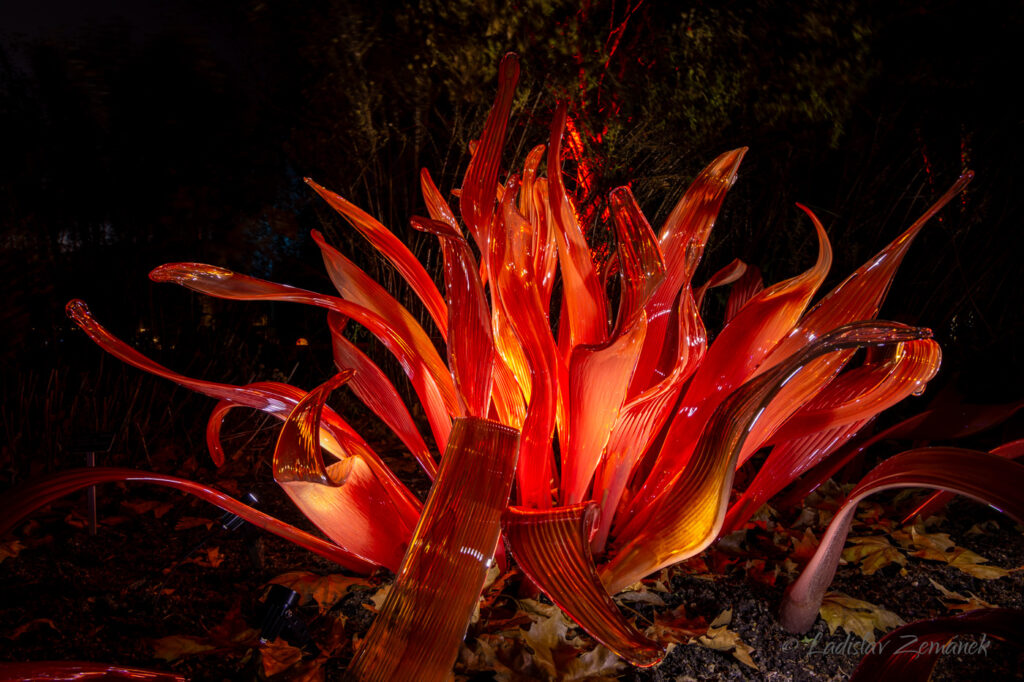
[1,0,1022,481]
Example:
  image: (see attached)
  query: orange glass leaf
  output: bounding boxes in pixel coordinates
[312,230,456,405]
[593,293,706,554]
[721,418,871,535]
[460,52,520,251]
[603,322,932,594]
[608,186,666,332]
[779,448,1024,633]
[0,468,377,573]
[420,168,459,231]
[628,147,746,398]
[412,216,495,418]
[725,263,764,322]
[490,351,528,429]
[731,333,940,469]
[148,263,457,447]
[562,313,647,505]
[273,371,354,486]
[530,175,560,309]
[487,178,564,508]
[502,504,664,667]
[623,208,832,525]
[779,393,1024,510]
[903,438,1024,523]
[346,418,519,682]
[768,339,940,445]
[273,372,419,572]
[693,257,748,310]
[759,172,972,372]
[547,102,608,348]
[305,177,448,338]
[326,313,438,479]
[67,301,419,571]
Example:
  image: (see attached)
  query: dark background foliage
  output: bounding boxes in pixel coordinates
[1,0,1021,483]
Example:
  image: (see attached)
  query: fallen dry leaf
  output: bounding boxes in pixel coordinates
[648,605,708,645]
[0,540,24,565]
[894,523,1009,579]
[6,618,59,640]
[367,583,391,612]
[789,528,819,565]
[841,535,906,575]
[270,571,370,614]
[562,644,627,681]
[818,592,904,643]
[260,637,304,677]
[121,500,174,517]
[150,634,217,661]
[184,547,224,568]
[175,516,215,531]
[695,609,758,670]
[928,578,998,612]
[616,588,666,607]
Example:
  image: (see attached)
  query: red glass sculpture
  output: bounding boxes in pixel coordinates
[5,52,1021,678]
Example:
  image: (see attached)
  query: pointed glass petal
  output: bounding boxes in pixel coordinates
[503,504,664,667]
[0,467,377,573]
[603,322,932,594]
[305,178,447,337]
[780,447,1024,633]
[346,418,519,682]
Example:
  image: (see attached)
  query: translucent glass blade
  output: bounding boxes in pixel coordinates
[780,447,1024,633]
[760,173,972,372]
[412,216,495,419]
[460,53,520,252]
[603,322,932,594]
[547,102,608,348]
[346,418,519,682]
[623,211,832,524]
[327,312,438,479]
[0,467,378,573]
[503,504,664,667]
[305,177,448,338]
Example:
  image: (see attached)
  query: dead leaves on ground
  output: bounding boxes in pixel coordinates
[460,599,628,681]
[269,571,370,614]
[891,523,1012,579]
[841,535,906,575]
[818,593,905,643]
[695,609,758,670]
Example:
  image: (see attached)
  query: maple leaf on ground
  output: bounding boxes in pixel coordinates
[788,528,819,565]
[818,592,904,643]
[615,587,666,607]
[121,499,174,517]
[744,559,780,587]
[174,516,215,531]
[284,615,347,682]
[928,579,998,612]
[695,609,758,670]
[260,637,304,677]
[150,634,217,661]
[184,547,224,568]
[841,535,907,575]
[647,605,708,645]
[6,618,59,640]
[269,571,371,614]
[942,547,1009,579]
[0,540,24,565]
[893,524,1010,579]
[207,602,259,648]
